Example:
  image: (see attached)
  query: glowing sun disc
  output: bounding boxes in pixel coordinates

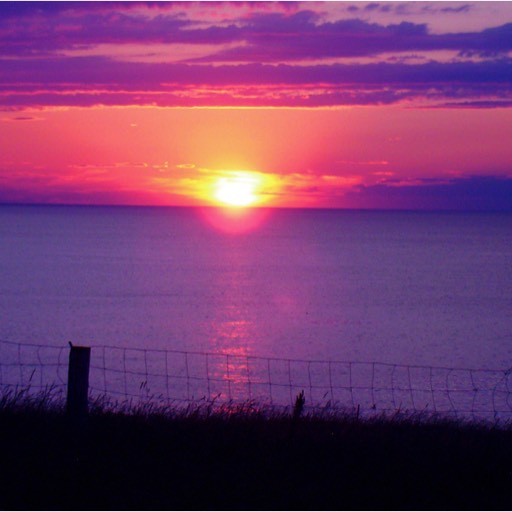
[214,177,258,207]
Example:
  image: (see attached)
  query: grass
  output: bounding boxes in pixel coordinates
[0,389,511,510]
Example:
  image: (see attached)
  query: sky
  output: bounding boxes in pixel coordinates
[1,1,512,210]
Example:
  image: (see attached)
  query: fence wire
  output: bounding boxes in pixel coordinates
[0,338,67,398]
[1,339,512,421]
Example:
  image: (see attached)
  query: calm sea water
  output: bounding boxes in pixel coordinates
[1,204,511,371]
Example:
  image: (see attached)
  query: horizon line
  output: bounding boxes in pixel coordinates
[1,201,511,214]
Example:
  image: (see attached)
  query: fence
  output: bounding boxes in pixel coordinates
[1,338,511,421]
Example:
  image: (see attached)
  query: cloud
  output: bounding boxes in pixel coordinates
[1,4,512,109]
[2,165,511,210]
[338,160,389,166]
[2,5,512,62]
[436,100,512,109]
[184,17,512,64]
[1,57,511,108]
[439,4,472,14]
[341,175,512,211]
[1,115,43,122]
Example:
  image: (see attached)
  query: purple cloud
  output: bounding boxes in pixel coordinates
[439,4,472,14]
[1,56,511,108]
[342,176,512,211]
[189,15,512,63]
[10,116,38,121]
[0,3,511,108]
[2,56,511,86]
[1,5,512,60]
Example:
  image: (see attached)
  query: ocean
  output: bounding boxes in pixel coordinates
[1,204,511,371]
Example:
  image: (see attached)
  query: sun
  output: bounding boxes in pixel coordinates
[214,175,259,207]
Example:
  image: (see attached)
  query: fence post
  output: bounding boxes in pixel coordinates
[67,343,91,419]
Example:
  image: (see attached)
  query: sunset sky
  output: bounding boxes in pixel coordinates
[1,1,512,209]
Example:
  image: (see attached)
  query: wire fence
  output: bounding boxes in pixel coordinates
[1,338,512,421]
[0,339,68,397]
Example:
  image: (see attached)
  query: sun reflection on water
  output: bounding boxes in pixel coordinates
[208,317,255,391]
[199,205,270,234]
[202,233,263,401]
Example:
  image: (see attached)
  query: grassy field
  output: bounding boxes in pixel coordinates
[0,391,511,510]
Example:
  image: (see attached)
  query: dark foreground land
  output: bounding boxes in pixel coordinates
[0,397,511,510]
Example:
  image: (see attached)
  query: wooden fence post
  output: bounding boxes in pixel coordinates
[67,343,91,418]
